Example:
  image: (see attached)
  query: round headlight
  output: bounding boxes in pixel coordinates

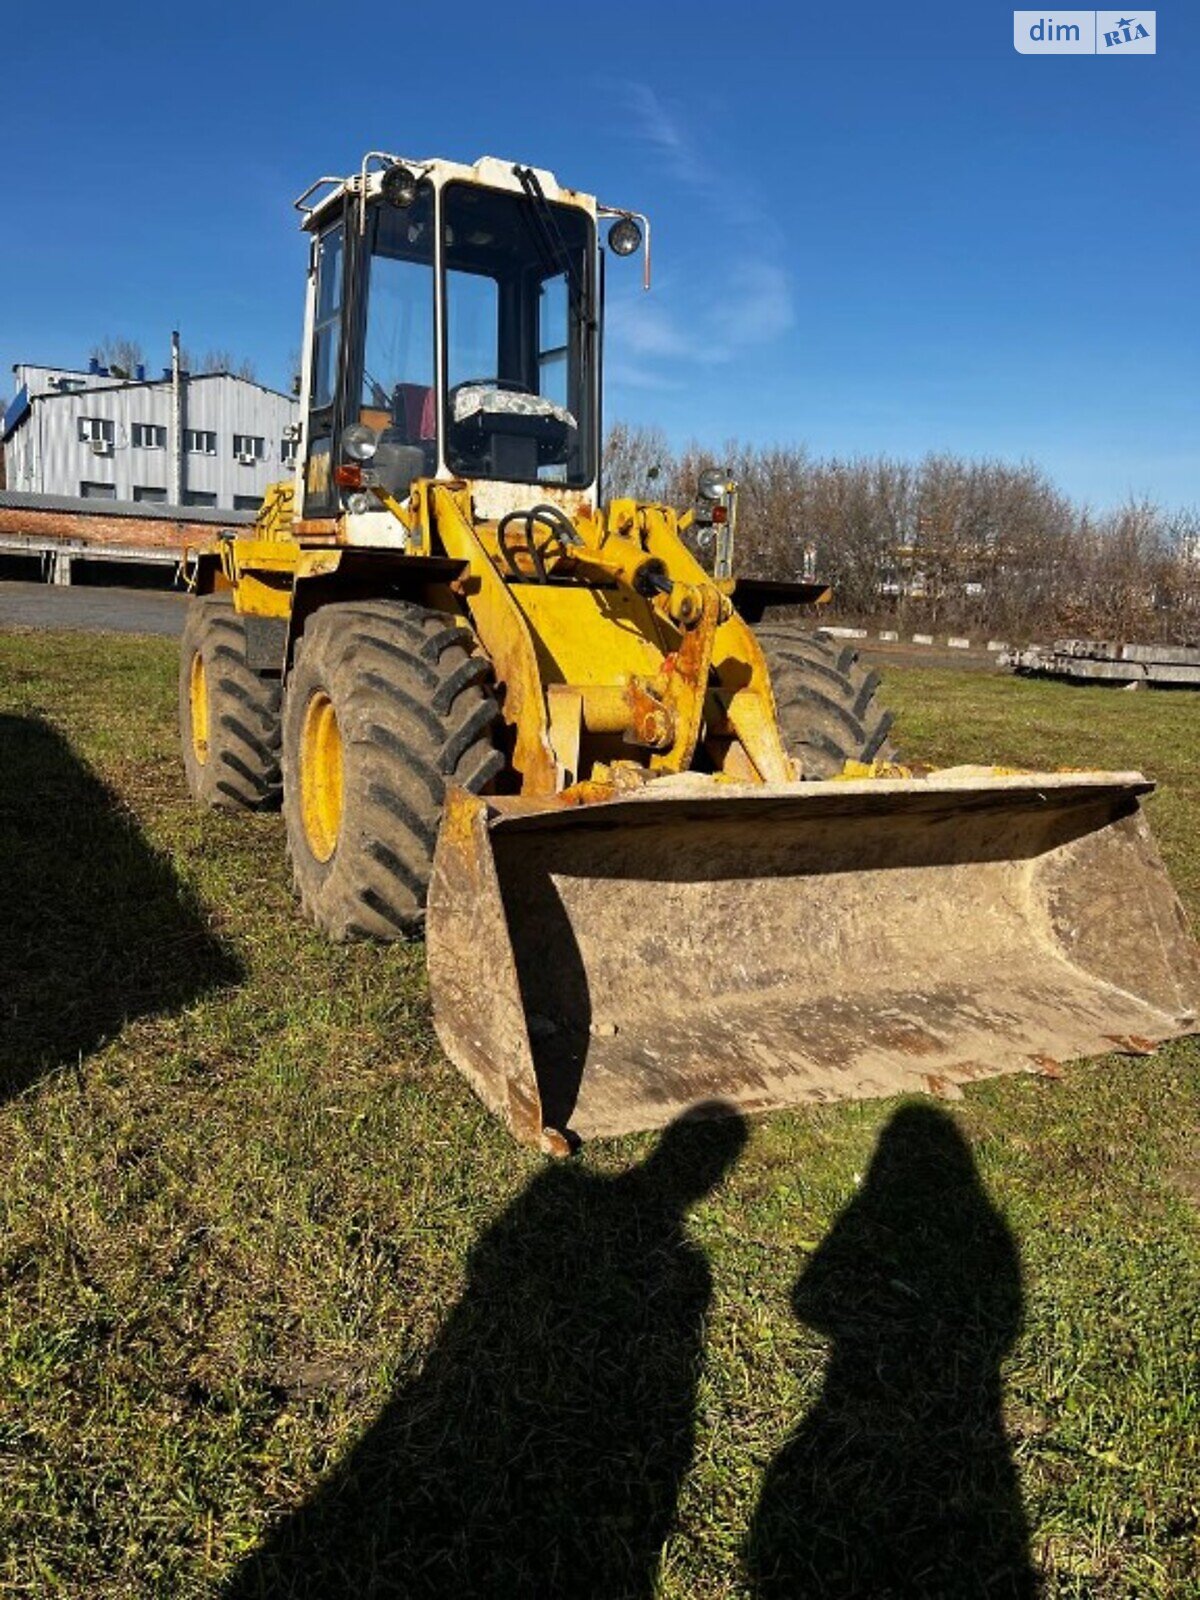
[608,216,643,257]
[341,423,378,462]
[697,467,729,502]
[380,163,419,208]
[345,490,372,516]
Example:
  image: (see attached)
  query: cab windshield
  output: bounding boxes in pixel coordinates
[441,181,595,487]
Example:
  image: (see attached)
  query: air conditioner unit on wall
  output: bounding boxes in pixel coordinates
[90,438,112,456]
[238,452,257,466]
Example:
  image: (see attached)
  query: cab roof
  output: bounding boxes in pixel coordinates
[297,153,596,233]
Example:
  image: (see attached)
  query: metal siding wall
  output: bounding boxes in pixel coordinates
[4,434,37,492]
[16,366,115,399]
[15,377,297,507]
[183,378,298,506]
[51,396,118,496]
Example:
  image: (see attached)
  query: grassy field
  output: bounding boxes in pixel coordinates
[0,629,1197,1598]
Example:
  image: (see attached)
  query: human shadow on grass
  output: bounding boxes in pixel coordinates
[0,714,241,1097]
[225,1103,748,1599]
[746,1103,1036,1599]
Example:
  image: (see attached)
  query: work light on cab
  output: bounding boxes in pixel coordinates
[608,216,642,256]
[380,163,419,208]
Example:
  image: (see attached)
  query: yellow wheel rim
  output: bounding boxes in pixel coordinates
[299,689,344,863]
[189,650,209,765]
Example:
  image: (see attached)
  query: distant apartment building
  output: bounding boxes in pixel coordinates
[2,359,299,512]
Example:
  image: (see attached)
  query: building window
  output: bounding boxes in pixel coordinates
[78,417,115,445]
[134,486,167,503]
[185,429,217,455]
[233,494,262,511]
[183,490,218,508]
[132,423,166,449]
[281,435,298,466]
[233,434,265,462]
[80,481,116,499]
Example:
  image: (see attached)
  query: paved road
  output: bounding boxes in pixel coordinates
[853,636,997,674]
[0,582,1000,676]
[0,581,187,638]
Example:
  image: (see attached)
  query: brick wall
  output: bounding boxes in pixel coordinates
[0,505,232,552]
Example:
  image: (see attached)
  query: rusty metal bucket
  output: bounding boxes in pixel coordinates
[426,772,1200,1150]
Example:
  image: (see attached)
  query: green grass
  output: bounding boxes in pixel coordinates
[0,631,1197,1597]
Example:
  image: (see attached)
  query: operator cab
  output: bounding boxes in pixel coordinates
[296,154,647,522]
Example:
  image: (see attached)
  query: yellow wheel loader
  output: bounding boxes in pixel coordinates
[181,151,1199,1151]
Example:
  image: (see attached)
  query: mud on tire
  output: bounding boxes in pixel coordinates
[756,620,896,778]
[282,600,504,942]
[180,595,283,810]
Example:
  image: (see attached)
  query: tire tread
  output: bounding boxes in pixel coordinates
[757,619,898,778]
[283,599,501,941]
[179,596,283,811]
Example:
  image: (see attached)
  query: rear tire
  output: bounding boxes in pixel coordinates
[756,620,896,778]
[282,600,504,941]
[179,596,283,810]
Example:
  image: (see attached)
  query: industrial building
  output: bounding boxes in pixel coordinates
[2,352,299,512]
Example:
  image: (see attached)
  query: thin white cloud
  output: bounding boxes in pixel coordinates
[720,261,796,346]
[606,261,795,378]
[603,357,688,394]
[605,81,795,387]
[608,293,697,360]
[620,84,711,191]
[615,81,783,243]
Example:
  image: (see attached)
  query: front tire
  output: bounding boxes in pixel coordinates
[282,600,504,941]
[179,596,283,810]
[756,620,896,777]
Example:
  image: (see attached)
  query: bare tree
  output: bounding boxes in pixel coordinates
[607,419,1199,642]
[602,422,674,501]
[178,346,259,382]
[88,336,146,378]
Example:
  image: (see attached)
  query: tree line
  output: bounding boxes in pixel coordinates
[603,423,1200,643]
[89,337,259,383]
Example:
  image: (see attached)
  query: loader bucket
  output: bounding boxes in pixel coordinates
[427,772,1200,1150]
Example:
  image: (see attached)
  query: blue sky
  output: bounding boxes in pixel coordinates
[5,1,1195,507]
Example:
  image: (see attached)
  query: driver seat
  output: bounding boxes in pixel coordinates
[393,383,436,444]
